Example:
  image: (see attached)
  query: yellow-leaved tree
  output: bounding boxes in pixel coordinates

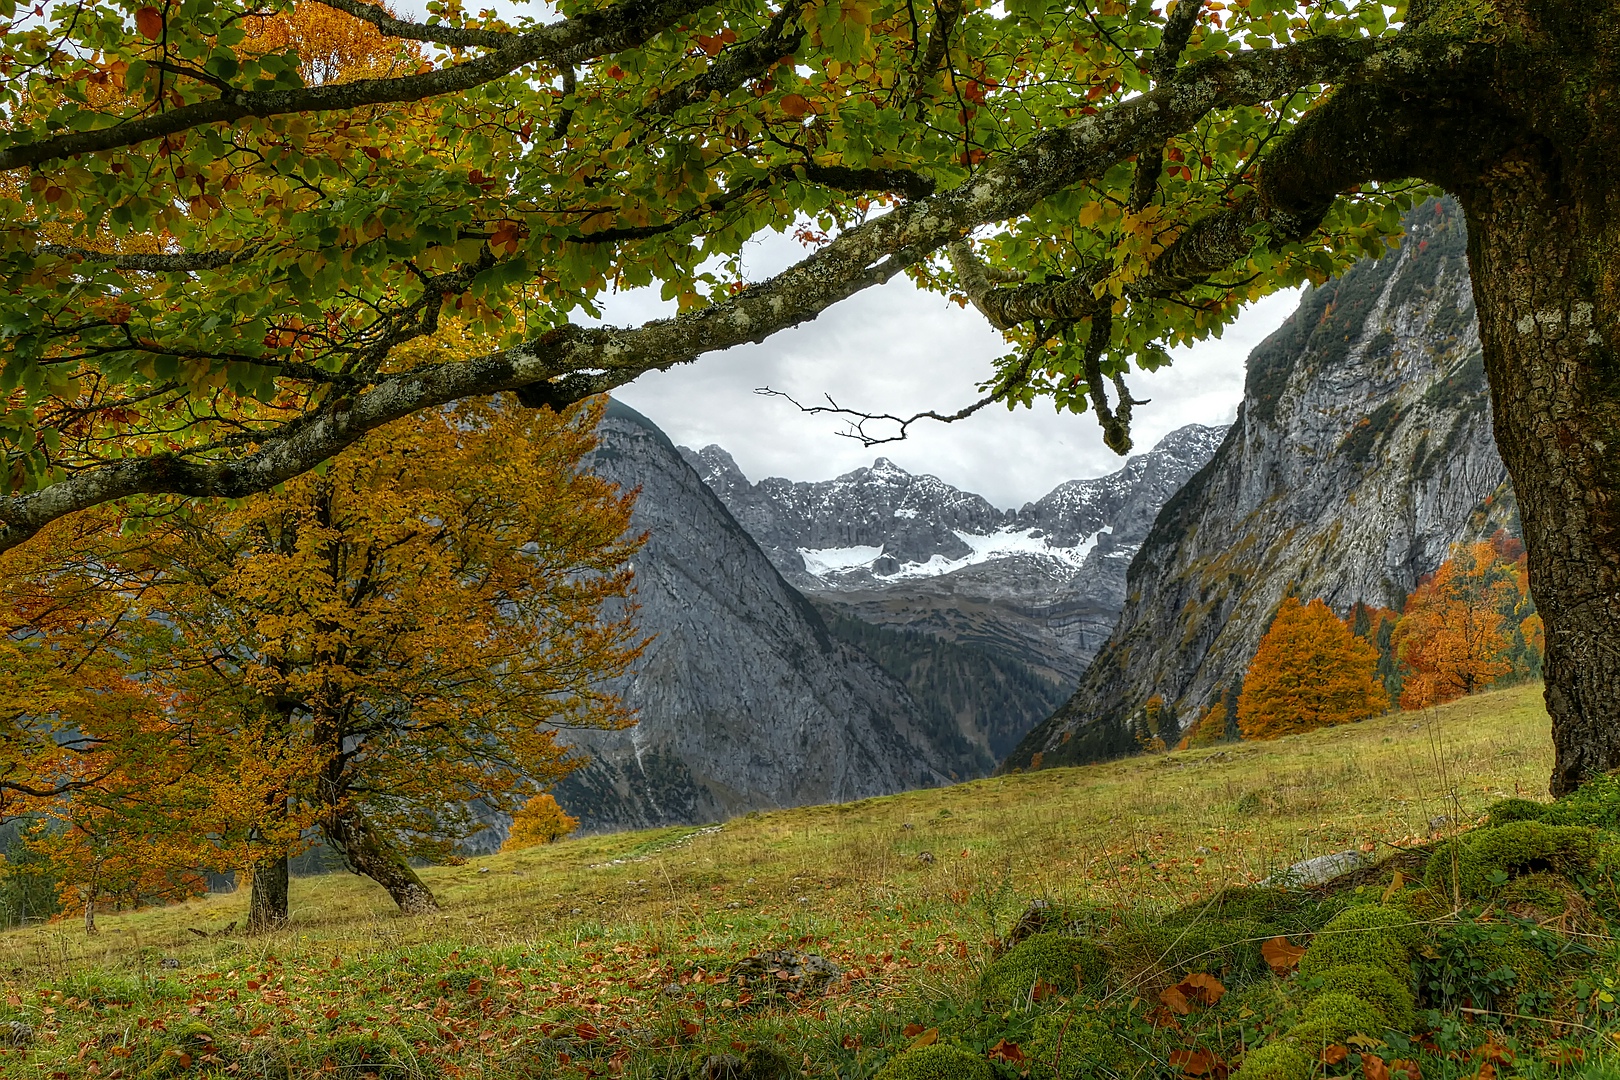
[0,396,644,930]
[501,795,580,852]
[1238,597,1388,740]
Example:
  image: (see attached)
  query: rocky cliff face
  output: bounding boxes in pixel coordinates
[1005,199,1517,770]
[548,401,980,834]
[684,425,1225,684]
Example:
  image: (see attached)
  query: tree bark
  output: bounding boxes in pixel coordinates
[247,854,290,934]
[1457,146,1620,795]
[321,805,439,915]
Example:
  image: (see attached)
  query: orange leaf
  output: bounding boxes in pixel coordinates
[135,7,164,40]
[902,1023,926,1038]
[1159,984,1192,1015]
[780,94,810,118]
[1262,936,1307,974]
[1321,1044,1350,1065]
[1176,973,1226,1006]
[1171,1048,1225,1077]
[1365,1054,1391,1080]
[1392,1060,1422,1080]
[909,1027,938,1048]
[988,1039,1026,1064]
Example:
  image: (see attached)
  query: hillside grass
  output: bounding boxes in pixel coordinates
[0,683,1581,1078]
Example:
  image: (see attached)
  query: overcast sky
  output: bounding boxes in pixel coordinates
[602,231,1303,507]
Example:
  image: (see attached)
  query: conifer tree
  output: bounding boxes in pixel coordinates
[1238,597,1387,739]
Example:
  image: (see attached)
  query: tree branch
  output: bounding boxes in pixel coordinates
[34,244,260,272]
[307,0,515,48]
[0,34,1458,552]
[1131,0,1207,211]
[0,0,713,171]
[641,2,808,118]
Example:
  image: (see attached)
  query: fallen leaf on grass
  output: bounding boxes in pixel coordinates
[1262,936,1307,974]
[1170,1047,1227,1077]
[1365,1054,1390,1080]
[1320,1044,1349,1065]
[909,1027,939,1048]
[988,1039,1026,1064]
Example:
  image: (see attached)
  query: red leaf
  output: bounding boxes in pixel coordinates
[135,7,163,40]
[1171,1048,1226,1077]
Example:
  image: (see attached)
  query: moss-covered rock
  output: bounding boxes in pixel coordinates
[1232,1042,1314,1080]
[1484,798,1552,827]
[873,1043,994,1080]
[980,933,1109,1003]
[1288,991,1389,1052]
[1424,821,1598,899]
[1298,905,1418,979]
[1186,887,1347,935]
[1379,883,1447,921]
[1025,1008,1132,1079]
[1302,965,1414,1030]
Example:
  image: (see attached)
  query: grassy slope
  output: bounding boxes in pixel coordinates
[0,684,1559,1076]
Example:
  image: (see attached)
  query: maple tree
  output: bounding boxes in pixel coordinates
[1,0,1618,791]
[1394,535,1539,709]
[1237,596,1387,739]
[501,793,580,851]
[0,396,643,927]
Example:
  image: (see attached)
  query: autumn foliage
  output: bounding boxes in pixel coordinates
[501,794,580,852]
[1395,536,1540,709]
[0,396,642,926]
[1238,597,1388,740]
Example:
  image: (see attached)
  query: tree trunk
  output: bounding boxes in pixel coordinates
[247,854,289,934]
[1459,147,1620,795]
[322,805,439,915]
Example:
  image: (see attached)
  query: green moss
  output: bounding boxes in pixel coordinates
[1545,772,1620,831]
[1499,870,1578,915]
[1026,1009,1132,1079]
[1298,905,1417,979]
[1111,917,1273,980]
[1380,884,1447,921]
[1424,821,1598,899]
[1302,964,1415,1030]
[1190,887,1347,935]
[873,1043,994,1080]
[1233,1042,1314,1080]
[1288,991,1389,1052]
[980,933,1110,1003]
[1483,798,1552,827]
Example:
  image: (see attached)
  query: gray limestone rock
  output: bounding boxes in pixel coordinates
[1007,199,1515,770]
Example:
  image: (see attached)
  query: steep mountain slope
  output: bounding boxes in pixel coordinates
[684,425,1224,683]
[1005,199,1517,770]
[549,402,982,833]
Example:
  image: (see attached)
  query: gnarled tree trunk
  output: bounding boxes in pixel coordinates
[1458,150,1620,795]
[321,803,439,915]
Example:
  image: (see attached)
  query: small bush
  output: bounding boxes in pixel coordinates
[980,933,1109,1003]
[1417,918,1557,1011]
[1233,1042,1314,1080]
[873,1043,993,1080]
[1288,991,1389,1053]
[1303,963,1416,1030]
[1424,821,1598,899]
[1298,905,1419,979]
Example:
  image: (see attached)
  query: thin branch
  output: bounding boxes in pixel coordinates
[641,2,808,118]
[34,244,261,272]
[0,0,713,171]
[755,331,1045,446]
